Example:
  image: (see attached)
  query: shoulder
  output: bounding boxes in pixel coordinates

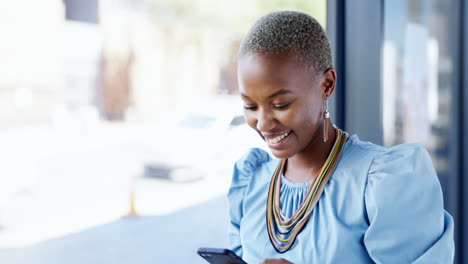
[360,141,451,262]
[231,148,273,188]
[338,135,437,195]
[336,135,385,176]
[368,141,434,176]
[234,148,272,173]
[364,140,441,208]
[228,148,273,217]
[344,134,386,158]
[344,134,432,172]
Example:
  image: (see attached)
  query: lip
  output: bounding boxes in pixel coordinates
[261,130,292,140]
[263,130,293,149]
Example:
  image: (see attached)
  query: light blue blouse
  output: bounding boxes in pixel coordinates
[228,135,454,263]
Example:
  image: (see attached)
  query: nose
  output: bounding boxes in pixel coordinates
[256,108,276,132]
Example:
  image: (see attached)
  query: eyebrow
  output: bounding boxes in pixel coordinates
[241,89,293,99]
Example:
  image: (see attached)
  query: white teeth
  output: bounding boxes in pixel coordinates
[266,131,290,144]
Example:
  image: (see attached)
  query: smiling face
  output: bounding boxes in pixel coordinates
[238,52,334,159]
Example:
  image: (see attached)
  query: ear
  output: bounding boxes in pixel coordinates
[322,68,337,99]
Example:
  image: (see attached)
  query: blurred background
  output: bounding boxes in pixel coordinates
[0,0,467,263]
[0,0,325,263]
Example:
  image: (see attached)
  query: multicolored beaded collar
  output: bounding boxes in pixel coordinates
[266,127,348,253]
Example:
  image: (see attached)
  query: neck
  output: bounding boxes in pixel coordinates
[285,120,337,182]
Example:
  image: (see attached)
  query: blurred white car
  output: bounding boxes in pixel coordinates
[141,95,268,182]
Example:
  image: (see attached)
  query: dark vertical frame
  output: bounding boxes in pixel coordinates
[328,0,383,145]
[344,0,383,145]
[326,0,346,129]
[461,0,467,262]
[450,0,468,263]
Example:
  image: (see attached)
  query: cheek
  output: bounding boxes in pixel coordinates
[243,112,257,130]
[291,105,322,131]
[275,110,295,125]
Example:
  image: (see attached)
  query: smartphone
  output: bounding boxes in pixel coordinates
[197,247,247,264]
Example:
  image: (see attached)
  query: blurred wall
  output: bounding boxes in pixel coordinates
[0,1,65,128]
[100,2,233,123]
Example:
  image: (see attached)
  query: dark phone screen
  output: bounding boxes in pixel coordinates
[197,248,247,264]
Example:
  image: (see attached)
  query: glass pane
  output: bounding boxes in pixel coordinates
[382,0,455,197]
[0,0,327,253]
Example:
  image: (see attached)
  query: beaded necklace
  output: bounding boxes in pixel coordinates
[266,127,348,253]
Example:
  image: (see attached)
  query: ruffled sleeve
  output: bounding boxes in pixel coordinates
[364,144,454,263]
[227,148,271,257]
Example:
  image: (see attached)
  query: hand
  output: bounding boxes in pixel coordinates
[258,259,294,264]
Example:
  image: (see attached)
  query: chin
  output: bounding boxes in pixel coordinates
[270,148,295,159]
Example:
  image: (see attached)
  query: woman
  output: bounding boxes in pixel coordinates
[228,11,454,264]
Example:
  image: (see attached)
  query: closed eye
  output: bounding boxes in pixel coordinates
[273,103,291,110]
[243,105,258,111]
